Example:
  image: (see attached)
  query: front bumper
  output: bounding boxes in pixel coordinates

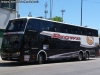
[1,53,20,61]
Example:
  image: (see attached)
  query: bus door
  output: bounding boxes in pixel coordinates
[22,36,32,61]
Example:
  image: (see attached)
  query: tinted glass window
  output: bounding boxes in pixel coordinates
[2,35,21,49]
[5,19,27,32]
[40,20,54,32]
[86,29,94,36]
[40,20,48,31]
[53,23,61,32]
[73,26,78,34]
[61,24,70,33]
[92,30,98,37]
[79,27,86,35]
[26,19,40,31]
[26,19,34,30]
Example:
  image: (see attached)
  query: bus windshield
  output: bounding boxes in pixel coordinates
[5,19,27,32]
[2,35,21,49]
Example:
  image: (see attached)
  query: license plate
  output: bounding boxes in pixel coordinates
[24,55,30,61]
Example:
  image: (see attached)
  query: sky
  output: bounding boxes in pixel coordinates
[19,0,100,33]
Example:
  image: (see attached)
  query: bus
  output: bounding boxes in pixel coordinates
[1,17,99,64]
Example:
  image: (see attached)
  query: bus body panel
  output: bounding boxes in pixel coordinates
[1,17,99,62]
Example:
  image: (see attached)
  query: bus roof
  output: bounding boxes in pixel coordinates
[13,17,98,31]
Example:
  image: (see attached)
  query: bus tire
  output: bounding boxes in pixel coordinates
[84,52,89,60]
[78,52,83,61]
[38,54,43,64]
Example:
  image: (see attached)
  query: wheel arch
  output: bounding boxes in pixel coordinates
[37,50,47,61]
[78,50,84,55]
[85,50,90,56]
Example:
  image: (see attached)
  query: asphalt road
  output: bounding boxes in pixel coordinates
[0,58,100,75]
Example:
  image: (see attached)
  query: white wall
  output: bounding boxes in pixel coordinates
[0,8,17,49]
[0,8,17,29]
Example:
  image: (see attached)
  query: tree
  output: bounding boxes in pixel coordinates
[99,34,100,38]
[52,16,63,22]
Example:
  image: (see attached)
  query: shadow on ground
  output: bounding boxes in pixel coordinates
[0,58,97,67]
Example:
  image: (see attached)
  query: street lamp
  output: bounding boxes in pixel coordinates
[44,2,48,19]
[28,12,32,17]
[61,9,65,22]
[80,0,83,26]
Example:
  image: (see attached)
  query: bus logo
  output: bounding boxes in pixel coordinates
[51,33,81,41]
[86,36,94,45]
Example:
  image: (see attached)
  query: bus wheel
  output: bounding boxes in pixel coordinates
[38,54,43,64]
[78,52,83,61]
[85,52,89,60]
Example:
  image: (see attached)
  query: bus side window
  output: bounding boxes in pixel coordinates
[48,22,54,32]
[61,25,68,33]
[42,27,44,31]
[79,28,83,35]
[26,19,33,30]
[54,23,61,32]
[44,21,50,31]
[26,19,39,31]
[77,27,80,35]
[89,32,92,36]
[40,20,45,31]
[72,27,77,34]
[47,27,50,31]
[87,29,91,36]
[55,28,56,31]
[68,26,72,34]
[66,29,68,33]
[83,28,87,35]
[40,20,50,31]
[93,30,98,36]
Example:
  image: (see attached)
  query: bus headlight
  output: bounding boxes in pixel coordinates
[1,52,4,55]
[13,52,20,56]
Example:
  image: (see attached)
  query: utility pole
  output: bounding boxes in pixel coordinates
[80,0,83,26]
[28,12,32,17]
[61,9,65,22]
[44,2,48,19]
[17,11,20,18]
[50,0,53,20]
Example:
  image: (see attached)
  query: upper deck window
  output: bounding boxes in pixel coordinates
[5,19,27,32]
[26,19,39,31]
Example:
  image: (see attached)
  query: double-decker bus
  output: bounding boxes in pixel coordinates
[1,17,99,64]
